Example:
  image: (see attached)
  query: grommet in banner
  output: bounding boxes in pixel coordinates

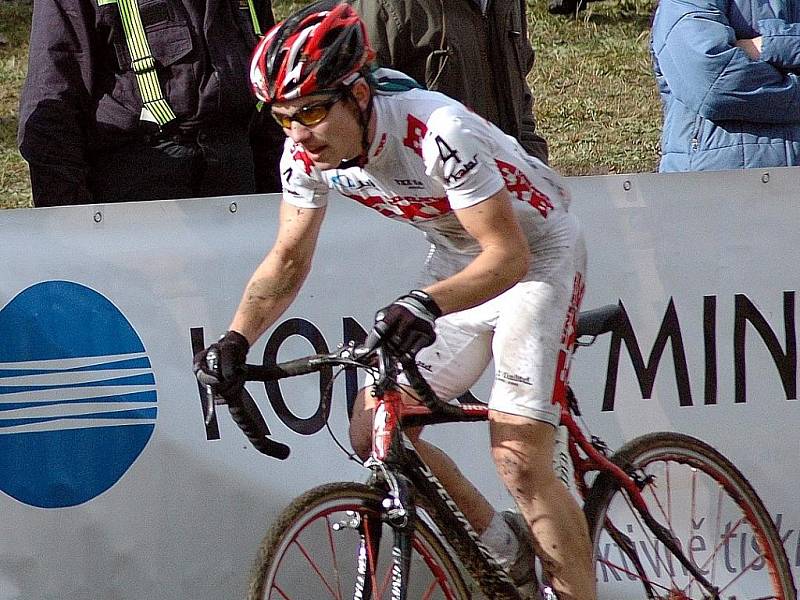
[93,211,103,223]
[761,172,770,184]
[623,180,632,191]
[229,202,238,214]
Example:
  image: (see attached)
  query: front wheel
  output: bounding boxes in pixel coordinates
[248,481,470,600]
[584,432,796,600]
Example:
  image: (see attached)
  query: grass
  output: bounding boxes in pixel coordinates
[0,0,660,209]
[530,0,661,174]
[0,1,33,209]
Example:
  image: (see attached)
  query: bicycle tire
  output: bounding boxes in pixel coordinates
[584,432,796,600]
[248,481,470,600]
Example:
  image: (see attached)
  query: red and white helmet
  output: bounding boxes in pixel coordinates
[250,1,376,104]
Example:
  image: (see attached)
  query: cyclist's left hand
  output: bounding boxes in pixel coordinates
[371,290,442,357]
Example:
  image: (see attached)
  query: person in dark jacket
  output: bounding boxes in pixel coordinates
[652,0,800,171]
[349,0,549,164]
[17,0,284,206]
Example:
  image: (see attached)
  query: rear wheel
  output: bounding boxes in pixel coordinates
[249,481,470,599]
[584,432,796,599]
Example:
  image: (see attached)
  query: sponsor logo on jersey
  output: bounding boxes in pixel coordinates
[345,194,450,221]
[394,178,425,190]
[291,145,315,175]
[403,115,428,157]
[496,159,554,218]
[444,154,480,183]
[331,174,377,191]
[496,370,533,387]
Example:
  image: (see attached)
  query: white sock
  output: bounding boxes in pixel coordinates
[479,512,519,568]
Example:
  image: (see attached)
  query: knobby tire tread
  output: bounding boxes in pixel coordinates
[247,481,470,600]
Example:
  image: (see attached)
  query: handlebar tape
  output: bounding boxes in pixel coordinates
[245,357,324,381]
[227,388,290,460]
[400,358,466,419]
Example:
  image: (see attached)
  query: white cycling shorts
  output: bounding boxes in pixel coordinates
[366,230,587,425]
[420,272,585,424]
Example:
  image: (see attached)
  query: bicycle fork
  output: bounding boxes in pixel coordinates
[348,461,416,600]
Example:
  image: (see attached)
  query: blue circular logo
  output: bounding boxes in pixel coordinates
[0,281,157,508]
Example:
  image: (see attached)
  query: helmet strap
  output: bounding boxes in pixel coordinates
[339,83,374,169]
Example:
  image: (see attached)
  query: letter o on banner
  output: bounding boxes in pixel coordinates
[262,318,333,435]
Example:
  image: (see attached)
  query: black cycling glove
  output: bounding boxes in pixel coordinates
[371,290,442,358]
[193,330,250,396]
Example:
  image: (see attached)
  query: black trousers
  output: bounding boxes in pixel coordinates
[87,125,260,203]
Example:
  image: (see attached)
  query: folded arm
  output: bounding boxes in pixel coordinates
[653,2,800,123]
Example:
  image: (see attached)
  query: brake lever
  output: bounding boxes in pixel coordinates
[203,384,216,426]
[199,348,224,426]
[202,383,231,426]
[356,327,384,358]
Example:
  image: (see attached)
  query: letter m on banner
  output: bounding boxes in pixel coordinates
[603,300,692,410]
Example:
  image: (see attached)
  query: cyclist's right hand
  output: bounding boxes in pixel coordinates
[370,290,441,358]
[193,330,250,396]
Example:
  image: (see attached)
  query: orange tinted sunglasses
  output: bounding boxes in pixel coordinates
[271,93,344,129]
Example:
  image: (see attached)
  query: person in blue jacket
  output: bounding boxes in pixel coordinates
[651,0,800,171]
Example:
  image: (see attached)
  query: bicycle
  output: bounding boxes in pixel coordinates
[201,304,797,600]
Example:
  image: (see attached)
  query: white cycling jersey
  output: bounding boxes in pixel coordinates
[279,83,586,422]
[279,86,577,283]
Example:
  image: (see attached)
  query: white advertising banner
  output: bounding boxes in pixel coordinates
[1,166,798,599]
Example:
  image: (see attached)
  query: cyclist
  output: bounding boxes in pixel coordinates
[194,2,594,598]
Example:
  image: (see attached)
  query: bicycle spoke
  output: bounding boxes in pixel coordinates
[362,514,382,598]
[718,549,776,597]
[617,483,684,591]
[415,535,458,600]
[683,466,700,596]
[687,466,697,594]
[710,485,723,588]
[594,552,674,595]
[323,514,344,600]
[422,578,443,600]
[378,559,393,598]
[694,514,747,581]
[665,462,671,528]
[253,484,469,599]
[292,538,342,598]
[586,434,795,600]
